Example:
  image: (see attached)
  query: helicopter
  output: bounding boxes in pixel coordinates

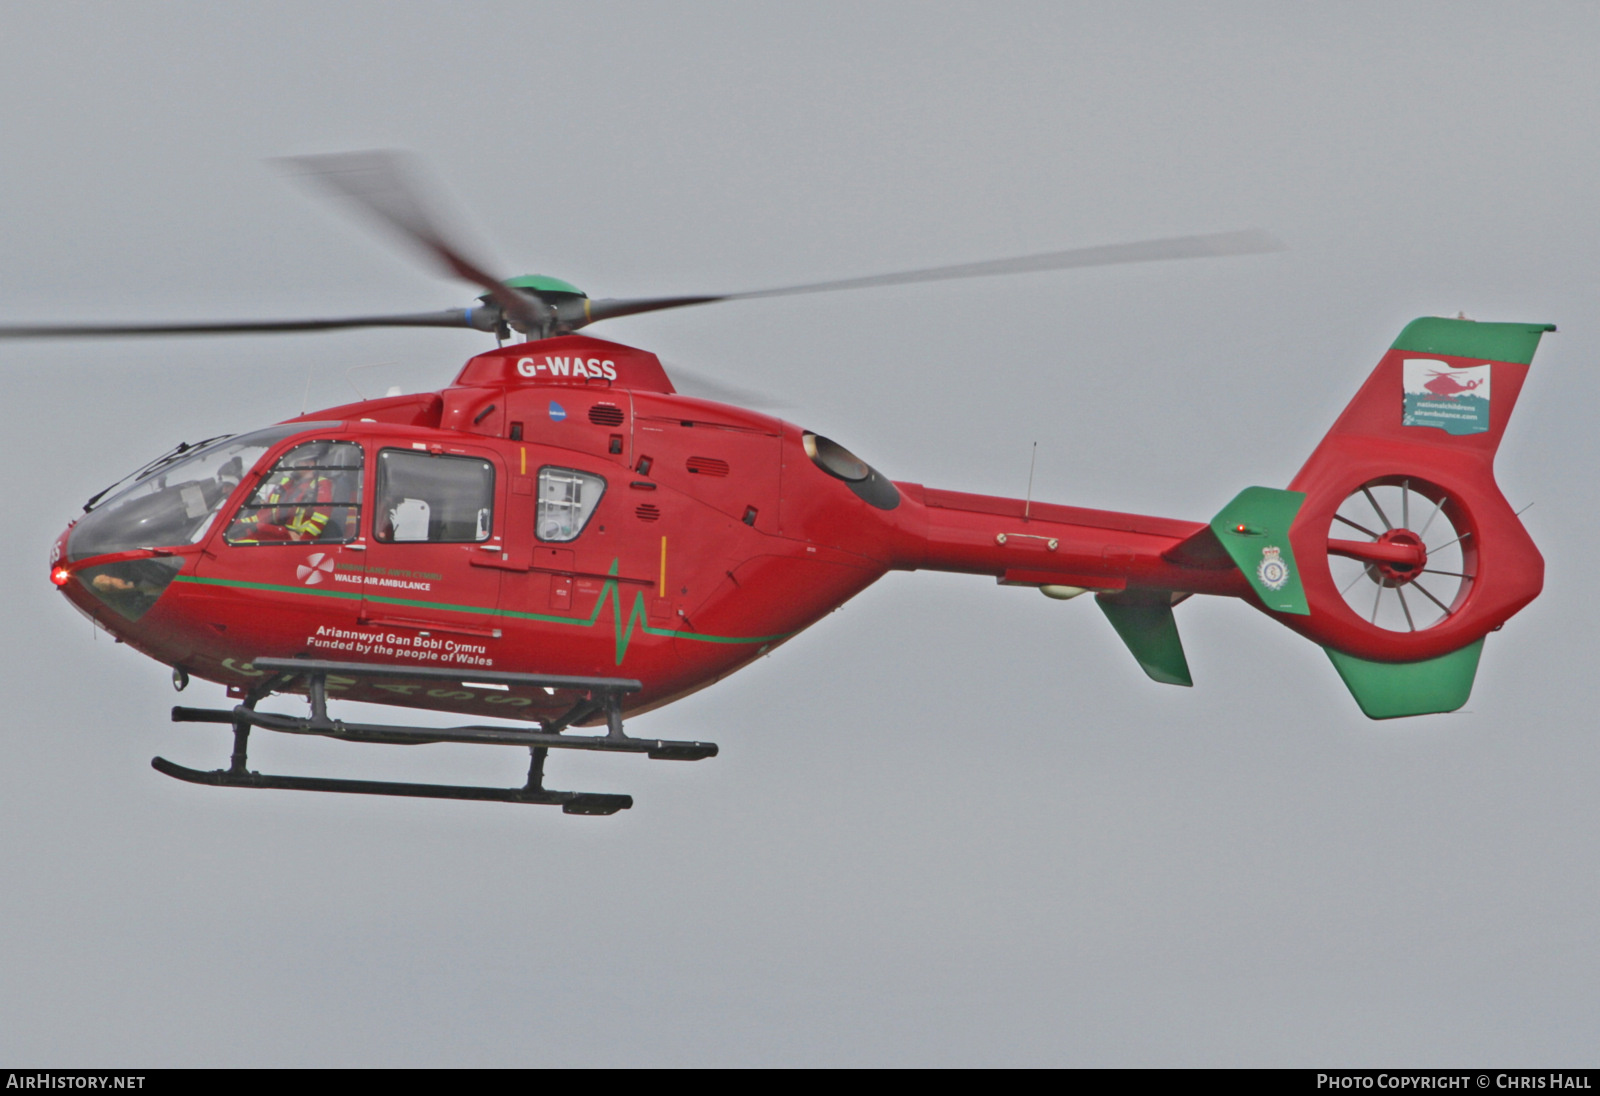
[19,152,1550,814]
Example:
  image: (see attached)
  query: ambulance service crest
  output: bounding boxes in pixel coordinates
[1257,545,1290,591]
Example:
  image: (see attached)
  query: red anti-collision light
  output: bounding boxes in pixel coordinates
[50,566,71,587]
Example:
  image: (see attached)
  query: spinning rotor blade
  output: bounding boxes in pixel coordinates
[662,361,794,411]
[0,309,497,340]
[0,149,1285,345]
[279,150,547,333]
[575,228,1286,328]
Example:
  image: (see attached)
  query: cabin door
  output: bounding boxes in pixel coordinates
[357,444,507,670]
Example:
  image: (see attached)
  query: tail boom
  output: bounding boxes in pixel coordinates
[887,485,1251,599]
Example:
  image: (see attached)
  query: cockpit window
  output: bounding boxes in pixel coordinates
[67,424,326,561]
[537,466,606,542]
[225,441,364,546]
[802,432,900,510]
[375,449,495,543]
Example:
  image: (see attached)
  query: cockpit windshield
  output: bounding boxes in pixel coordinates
[67,424,333,561]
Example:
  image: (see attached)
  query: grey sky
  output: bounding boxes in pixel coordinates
[2,1,1597,1066]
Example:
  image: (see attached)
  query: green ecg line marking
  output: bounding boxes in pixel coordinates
[174,559,793,665]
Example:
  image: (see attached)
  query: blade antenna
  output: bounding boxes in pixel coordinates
[345,362,384,401]
[1023,442,1038,522]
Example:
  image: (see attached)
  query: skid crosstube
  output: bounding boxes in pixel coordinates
[153,656,719,811]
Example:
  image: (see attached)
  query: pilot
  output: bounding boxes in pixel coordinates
[232,454,337,543]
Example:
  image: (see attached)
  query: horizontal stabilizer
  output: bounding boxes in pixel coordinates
[1096,592,1192,687]
[1324,640,1484,719]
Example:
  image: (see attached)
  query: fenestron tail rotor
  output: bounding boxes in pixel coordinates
[0,150,1284,344]
[1327,478,1472,633]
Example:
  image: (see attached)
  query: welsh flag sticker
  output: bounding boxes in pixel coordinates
[1402,358,1490,436]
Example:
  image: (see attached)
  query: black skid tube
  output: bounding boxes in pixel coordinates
[151,756,631,814]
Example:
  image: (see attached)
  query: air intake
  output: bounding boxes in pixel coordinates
[686,456,730,477]
[589,404,625,427]
[635,503,661,522]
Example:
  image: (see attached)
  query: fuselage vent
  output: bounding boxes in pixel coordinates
[589,404,625,427]
[686,456,730,477]
[635,503,661,522]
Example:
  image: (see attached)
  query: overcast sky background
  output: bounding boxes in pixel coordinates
[2,2,1597,1067]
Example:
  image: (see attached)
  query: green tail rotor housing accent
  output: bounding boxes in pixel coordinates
[1391,318,1555,365]
[1210,486,1309,615]
[1095,594,1193,687]
[1324,639,1485,719]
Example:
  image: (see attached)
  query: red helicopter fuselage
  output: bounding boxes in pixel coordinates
[51,334,1255,725]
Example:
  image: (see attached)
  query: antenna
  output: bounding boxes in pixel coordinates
[1023,441,1038,522]
[344,362,390,400]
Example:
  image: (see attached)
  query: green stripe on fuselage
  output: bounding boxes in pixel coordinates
[174,562,793,665]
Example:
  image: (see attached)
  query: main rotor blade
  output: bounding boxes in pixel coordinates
[661,361,795,411]
[578,228,1285,327]
[279,151,546,333]
[0,309,497,340]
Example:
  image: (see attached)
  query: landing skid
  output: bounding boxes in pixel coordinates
[153,658,718,813]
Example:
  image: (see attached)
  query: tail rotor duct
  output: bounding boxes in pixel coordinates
[1326,477,1472,633]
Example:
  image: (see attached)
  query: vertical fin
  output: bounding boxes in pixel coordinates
[1209,486,1310,615]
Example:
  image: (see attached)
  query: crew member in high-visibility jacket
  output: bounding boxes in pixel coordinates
[230,460,337,543]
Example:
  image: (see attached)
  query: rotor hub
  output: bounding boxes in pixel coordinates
[1370,528,1427,585]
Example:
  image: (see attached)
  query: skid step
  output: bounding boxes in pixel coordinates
[171,705,717,760]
